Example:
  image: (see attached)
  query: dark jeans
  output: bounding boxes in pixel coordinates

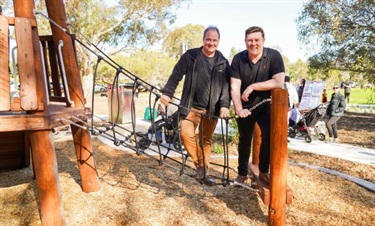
[345,93,350,103]
[236,104,271,176]
[326,116,341,138]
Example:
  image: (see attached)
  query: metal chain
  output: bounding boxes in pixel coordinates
[246,98,272,113]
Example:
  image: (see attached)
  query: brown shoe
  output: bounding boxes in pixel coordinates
[193,166,205,180]
[259,172,270,185]
[234,175,248,184]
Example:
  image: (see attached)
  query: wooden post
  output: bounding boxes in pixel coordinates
[268,88,288,226]
[0,15,10,111]
[252,123,261,165]
[44,0,85,108]
[71,124,101,192]
[44,0,100,192]
[13,0,47,111]
[30,130,65,226]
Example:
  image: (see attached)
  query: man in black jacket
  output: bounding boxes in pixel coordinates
[160,26,231,186]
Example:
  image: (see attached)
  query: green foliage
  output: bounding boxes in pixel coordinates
[212,142,224,154]
[32,0,188,82]
[327,88,375,105]
[97,50,177,87]
[296,0,375,83]
[64,0,187,49]
[286,59,309,82]
[162,24,205,59]
[228,107,239,144]
[228,47,242,63]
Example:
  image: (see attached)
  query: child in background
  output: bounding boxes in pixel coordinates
[322,89,328,104]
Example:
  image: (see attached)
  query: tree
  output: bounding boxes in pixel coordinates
[287,59,309,82]
[97,50,176,88]
[296,0,375,83]
[228,47,241,64]
[162,24,204,59]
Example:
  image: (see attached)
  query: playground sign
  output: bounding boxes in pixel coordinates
[300,80,325,110]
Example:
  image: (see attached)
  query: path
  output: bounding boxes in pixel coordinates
[288,136,375,166]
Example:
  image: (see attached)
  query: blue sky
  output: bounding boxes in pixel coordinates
[173,0,309,62]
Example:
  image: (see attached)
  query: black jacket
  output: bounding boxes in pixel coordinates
[162,47,231,117]
[327,91,346,117]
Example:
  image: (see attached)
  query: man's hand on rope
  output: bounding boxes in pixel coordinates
[160,95,171,106]
[236,108,251,118]
[220,107,230,118]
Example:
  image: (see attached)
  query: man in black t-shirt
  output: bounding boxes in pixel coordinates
[161,26,231,186]
[231,26,285,185]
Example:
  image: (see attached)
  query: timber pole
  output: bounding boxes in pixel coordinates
[251,123,261,165]
[44,0,100,193]
[13,1,65,225]
[30,130,65,225]
[268,88,288,225]
[44,0,85,108]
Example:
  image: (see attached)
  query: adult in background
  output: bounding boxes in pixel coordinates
[325,84,346,143]
[160,26,231,186]
[231,26,285,184]
[285,75,299,110]
[297,78,306,103]
[344,83,351,103]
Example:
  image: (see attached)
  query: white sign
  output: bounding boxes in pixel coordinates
[300,81,325,110]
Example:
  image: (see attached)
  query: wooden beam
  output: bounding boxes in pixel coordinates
[268,88,289,226]
[30,130,65,226]
[71,123,101,192]
[0,15,10,111]
[15,17,38,110]
[251,122,261,165]
[14,0,47,112]
[45,0,86,108]
[6,16,37,27]
[249,163,292,206]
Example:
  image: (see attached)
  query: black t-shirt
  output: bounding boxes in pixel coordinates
[231,48,285,107]
[193,52,214,110]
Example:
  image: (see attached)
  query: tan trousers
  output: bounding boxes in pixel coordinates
[180,108,218,169]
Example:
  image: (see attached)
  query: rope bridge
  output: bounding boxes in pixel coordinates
[37,9,272,190]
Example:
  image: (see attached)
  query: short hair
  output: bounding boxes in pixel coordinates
[245,26,265,39]
[285,76,290,82]
[203,26,220,40]
[0,6,2,14]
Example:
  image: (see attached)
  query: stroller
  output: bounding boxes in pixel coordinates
[288,104,327,143]
[138,111,181,150]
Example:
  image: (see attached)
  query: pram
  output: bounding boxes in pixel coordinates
[138,111,181,150]
[288,104,327,143]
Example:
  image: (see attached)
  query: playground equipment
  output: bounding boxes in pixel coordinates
[0,1,100,225]
[0,1,292,225]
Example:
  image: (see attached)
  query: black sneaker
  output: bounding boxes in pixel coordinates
[203,175,216,186]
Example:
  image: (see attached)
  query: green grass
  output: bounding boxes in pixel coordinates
[327,88,375,104]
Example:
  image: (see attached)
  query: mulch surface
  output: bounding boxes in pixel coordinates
[0,110,374,225]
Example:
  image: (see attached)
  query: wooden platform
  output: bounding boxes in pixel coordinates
[248,163,292,205]
[0,104,90,132]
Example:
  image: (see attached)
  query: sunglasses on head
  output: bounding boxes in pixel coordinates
[333,87,339,89]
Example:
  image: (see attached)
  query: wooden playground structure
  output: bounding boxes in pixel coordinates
[0,0,100,225]
[0,1,291,225]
